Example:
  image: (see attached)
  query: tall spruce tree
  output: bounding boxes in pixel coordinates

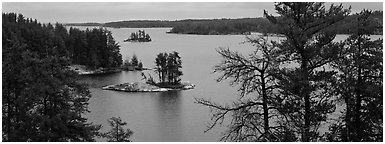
[326,10,383,142]
[264,2,350,141]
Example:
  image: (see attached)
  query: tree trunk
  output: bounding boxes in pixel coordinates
[301,57,311,142]
[354,64,362,141]
[353,37,363,141]
[344,94,350,141]
[157,66,162,83]
[304,93,310,142]
[116,122,119,142]
[261,72,269,138]
[6,89,12,141]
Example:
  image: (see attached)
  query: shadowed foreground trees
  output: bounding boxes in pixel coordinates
[2,13,135,142]
[326,10,383,142]
[195,36,287,141]
[263,2,350,141]
[2,13,102,141]
[195,2,381,142]
[100,117,133,142]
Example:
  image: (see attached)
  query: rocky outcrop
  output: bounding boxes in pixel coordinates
[102,81,195,92]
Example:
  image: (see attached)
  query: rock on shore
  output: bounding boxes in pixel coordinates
[102,81,195,92]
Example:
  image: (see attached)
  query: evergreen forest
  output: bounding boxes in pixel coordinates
[2,2,383,142]
[196,2,383,142]
[67,11,383,35]
[2,13,123,141]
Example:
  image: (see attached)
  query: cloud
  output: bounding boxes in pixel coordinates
[2,2,382,23]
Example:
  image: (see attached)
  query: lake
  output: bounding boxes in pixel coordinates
[78,27,260,142]
[75,27,382,142]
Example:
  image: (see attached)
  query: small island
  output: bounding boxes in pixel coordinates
[102,81,195,92]
[103,51,195,92]
[124,30,151,42]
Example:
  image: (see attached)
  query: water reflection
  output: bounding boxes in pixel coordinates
[155,91,183,141]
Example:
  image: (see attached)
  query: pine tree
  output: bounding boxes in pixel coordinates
[101,117,133,142]
[326,10,383,142]
[138,61,143,69]
[167,51,183,84]
[264,2,350,141]
[195,36,284,141]
[130,54,139,67]
[2,13,101,142]
[155,53,168,83]
[154,52,183,85]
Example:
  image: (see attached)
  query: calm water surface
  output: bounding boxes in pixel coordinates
[78,27,261,142]
[75,27,381,142]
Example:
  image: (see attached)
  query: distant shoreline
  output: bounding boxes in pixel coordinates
[64,11,383,36]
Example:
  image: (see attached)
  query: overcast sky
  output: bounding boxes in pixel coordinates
[2,2,383,23]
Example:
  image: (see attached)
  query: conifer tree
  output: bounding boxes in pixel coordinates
[154,52,183,85]
[195,36,283,141]
[2,13,101,142]
[101,117,133,142]
[130,54,139,67]
[326,10,383,142]
[264,2,350,141]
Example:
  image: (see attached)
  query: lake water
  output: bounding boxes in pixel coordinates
[79,27,260,142]
[75,27,382,142]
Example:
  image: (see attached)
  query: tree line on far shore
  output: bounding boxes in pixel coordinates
[66,10,382,35]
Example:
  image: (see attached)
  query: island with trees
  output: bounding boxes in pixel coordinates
[124,30,151,42]
[3,2,383,142]
[103,51,195,92]
[2,12,142,142]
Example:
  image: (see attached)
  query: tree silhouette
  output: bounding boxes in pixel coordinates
[196,2,353,142]
[2,13,101,141]
[154,51,183,85]
[101,117,133,142]
[264,2,350,141]
[326,10,383,142]
[196,36,285,141]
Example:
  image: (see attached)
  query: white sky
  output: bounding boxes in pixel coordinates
[2,2,383,23]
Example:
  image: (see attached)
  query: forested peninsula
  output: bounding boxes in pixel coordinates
[3,12,123,141]
[4,13,123,70]
[66,11,382,35]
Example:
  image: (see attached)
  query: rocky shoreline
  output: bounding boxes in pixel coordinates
[68,65,152,75]
[102,81,195,92]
